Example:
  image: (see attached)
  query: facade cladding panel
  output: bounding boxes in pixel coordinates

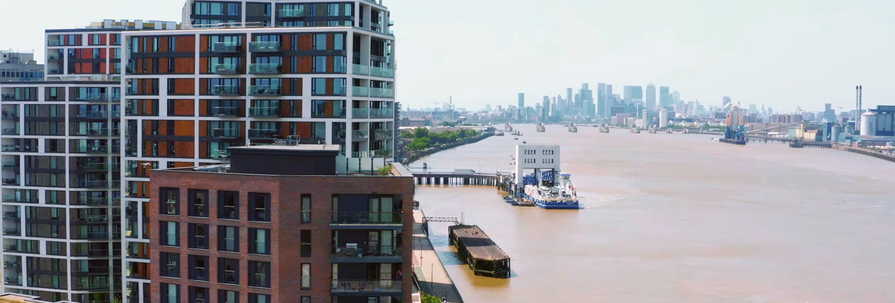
[148,163,414,303]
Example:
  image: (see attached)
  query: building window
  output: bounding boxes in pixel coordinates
[300,230,311,258]
[189,286,209,303]
[248,192,271,221]
[218,190,239,219]
[300,263,310,290]
[300,194,311,224]
[188,223,209,249]
[218,258,240,284]
[189,255,209,281]
[248,261,271,288]
[218,225,239,252]
[160,252,180,278]
[249,228,271,254]
[160,221,179,247]
[314,34,326,50]
[188,189,209,217]
[301,296,311,303]
[218,290,239,303]
[160,187,180,215]
[249,293,271,303]
[160,283,180,303]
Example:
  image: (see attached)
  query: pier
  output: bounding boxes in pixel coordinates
[410,168,501,186]
[448,224,511,278]
[413,210,464,303]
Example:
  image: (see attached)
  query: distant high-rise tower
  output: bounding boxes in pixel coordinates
[542,96,550,121]
[855,85,863,133]
[566,88,574,113]
[659,86,671,108]
[645,84,657,111]
[579,83,594,117]
[517,92,526,121]
[623,85,643,103]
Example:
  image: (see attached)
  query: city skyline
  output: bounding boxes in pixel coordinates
[2,0,893,111]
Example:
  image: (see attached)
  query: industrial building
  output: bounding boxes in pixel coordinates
[860,105,895,139]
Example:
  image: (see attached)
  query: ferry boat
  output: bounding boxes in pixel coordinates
[536,123,546,133]
[599,126,610,133]
[567,123,578,133]
[522,173,579,209]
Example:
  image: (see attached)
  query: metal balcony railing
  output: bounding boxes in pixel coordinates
[331,280,402,293]
[331,211,401,225]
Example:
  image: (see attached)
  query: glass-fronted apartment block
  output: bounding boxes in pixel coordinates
[121,1,396,302]
[0,81,122,303]
[45,20,179,81]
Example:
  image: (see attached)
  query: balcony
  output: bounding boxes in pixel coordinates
[352,108,369,119]
[212,63,239,75]
[211,128,241,139]
[370,109,394,119]
[332,243,401,263]
[2,128,19,136]
[80,180,113,189]
[371,66,395,78]
[279,8,304,18]
[352,86,370,97]
[248,129,279,140]
[370,88,394,98]
[250,106,280,118]
[353,64,371,75]
[352,130,369,142]
[77,94,109,102]
[210,41,240,53]
[331,280,402,295]
[210,105,241,117]
[249,63,281,74]
[210,85,241,96]
[373,149,392,158]
[250,41,281,52]
[81,128,113,137]
[250,85,281,96]
[373,129,392,137]
[331,211,402,228]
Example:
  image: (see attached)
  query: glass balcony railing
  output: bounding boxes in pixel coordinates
[352,130,369,142]
[210,86,241,96]
[248,129,279,140]
[373,149,392,158]
[370,109,394,118]
[210,106,241,117]
[210,41,240,53]
[352,108,369,118]
[212,63,239,75]
[331,280,402,294]
[249,63,281,74]
[373,129,392,137]
[2,128,19,136]
[250,86,281,96]
[352,86,370,97]
[371,66,395,78]
[250,41,281,52]
[249,106,280,118]
[370,88,395,98]
[331,211,401,225]
[210,128,241,139]
[353,64,371,75]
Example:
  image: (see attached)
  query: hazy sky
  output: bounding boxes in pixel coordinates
[2,0,892,111]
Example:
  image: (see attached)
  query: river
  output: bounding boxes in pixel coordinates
[412,124,895,303]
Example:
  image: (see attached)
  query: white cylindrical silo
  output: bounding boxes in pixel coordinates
[659,109,669,128]
[861,112,877,137]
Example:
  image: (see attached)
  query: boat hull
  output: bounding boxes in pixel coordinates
[535,200,580,209]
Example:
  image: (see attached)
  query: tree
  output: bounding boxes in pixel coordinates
[413,127,429,138]
[409,137,431,151]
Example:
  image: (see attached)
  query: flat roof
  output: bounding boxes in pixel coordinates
[230,144,341,152]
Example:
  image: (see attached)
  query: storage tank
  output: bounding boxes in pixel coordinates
[861,112,877,137]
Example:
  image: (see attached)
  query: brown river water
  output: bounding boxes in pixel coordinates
[412,124,895,303]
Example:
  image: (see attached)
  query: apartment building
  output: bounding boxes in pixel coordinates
[0,81,121,302]
[0,52,44,82]
[45,20,178,81]
[148,145,413,303]
[121,2,396,301]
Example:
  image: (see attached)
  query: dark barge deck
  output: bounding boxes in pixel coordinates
[448,224,511,278]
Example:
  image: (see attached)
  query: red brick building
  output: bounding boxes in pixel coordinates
[147,145,413,303]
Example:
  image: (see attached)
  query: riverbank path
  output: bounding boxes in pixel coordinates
[413,209,464,303]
